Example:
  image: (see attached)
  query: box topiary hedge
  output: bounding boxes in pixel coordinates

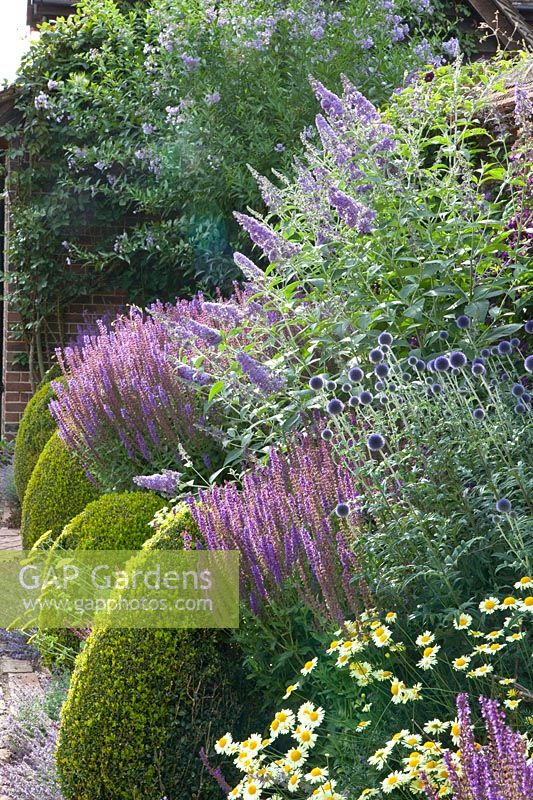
[21,431,100,549]
[56,491,165,551]
[56,504,257,800]
[13,378,64,502]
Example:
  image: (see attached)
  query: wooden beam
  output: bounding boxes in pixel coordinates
[467,0,533,49]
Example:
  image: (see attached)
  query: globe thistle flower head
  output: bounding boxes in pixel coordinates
[416,359,425,370]
[321,428,333,441]
[471,363,486,376]
[491,346,499,355]
[349,366,364,382]
[511,383,525,398]
[525,355,533,373]
[522,392,531,404]
[431,382,443,394]
[335,502,350,518]
[388,382,397,392]
[342,382,352,393]
[438,330,449,341]
[426,359,435,372]
[514,403,526,414]
[369,348,384,363]
[327,398,344,415]
[451,367,460,377]
[456,314,471,329]
[434,355,450,372]
[359,390,373,405]
[374,362,389,378]
[378,332,393,346]
[481,348,491,358]
[449,351,467,369]
[379,394,389,405]
[408,355,418,367]
[472,407,485,420]
[349,395,359,406]
[326,380,337,391]
[525,320,533,334]
[496,497,512,514]
[498,340,512,356]
[367,433,385,451]
[402,371,411,381]
[375,380,385,392]
[511,337,521,347]
[309,376,324,391]
[499,371,509,382]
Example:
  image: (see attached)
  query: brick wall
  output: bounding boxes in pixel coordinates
[1,290,127,440]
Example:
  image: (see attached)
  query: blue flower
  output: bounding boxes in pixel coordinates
[367,433,386,451]
[327,398,344,415]
[511,383,525,398]
[499,371,509,382]
[525,355,533,373]
[309,376,324,391]
[369,348,384,363]
[326,380,337,391]
[481,348,491,358]
[374,363,390,378]
[375,380,385,391]
[349,366,364,382]
[496,497,512,514]
[456,315,471,329]
[514,403,526,414]
[402,371,411,381]
[471,363,486,376]
[349,395,359,406]
[438,330,449,341]
[342,382,352,393]
[472,407,485,420]
[408,355,418,367]
[417,359,426,370]
[434,356,450,372]
[449,351,467,369]
[431,382,443,394]
[335,502,350,518]
[378,332,393,346]
[359,390,373,405]
[523,392,531,404]
[498,340,512,355]
[525,320,533,334]
[511,337,521,347]
[321,428,333,441]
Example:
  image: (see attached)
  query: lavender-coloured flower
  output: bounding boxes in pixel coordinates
[329,187,376,233]
[133,469,182,497]
[234,213,301,263]
[236,351,285,394]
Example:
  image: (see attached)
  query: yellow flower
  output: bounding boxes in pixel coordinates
[504,699,522,710]
[301,658,318,675]
[243,780,261,798]
[381,772,407,793]
[294,727,317,747]
[287,771,302,792]
[506,631,525,642]
[468,629,484,638]
[214,732,234,755]
[385,611,397,623]
[283,683,299,699]
[479,597,499,614]
[502,596,518,608]
[467,664,494,678]
[452,655,471,671]
[286,747,307,767]
[521,596,533,609]
[415,631,435,647]
[487,642,505,653]
[453,613,472,630]
[417,645,440,670]
[485,629,504,640]
[298,703,325,728]
[514,576,533,590]
[356,720,372,731]
[306,766,329,784]
[499,678,514,685]
[403,733,422,748]
[327,640,341,653]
